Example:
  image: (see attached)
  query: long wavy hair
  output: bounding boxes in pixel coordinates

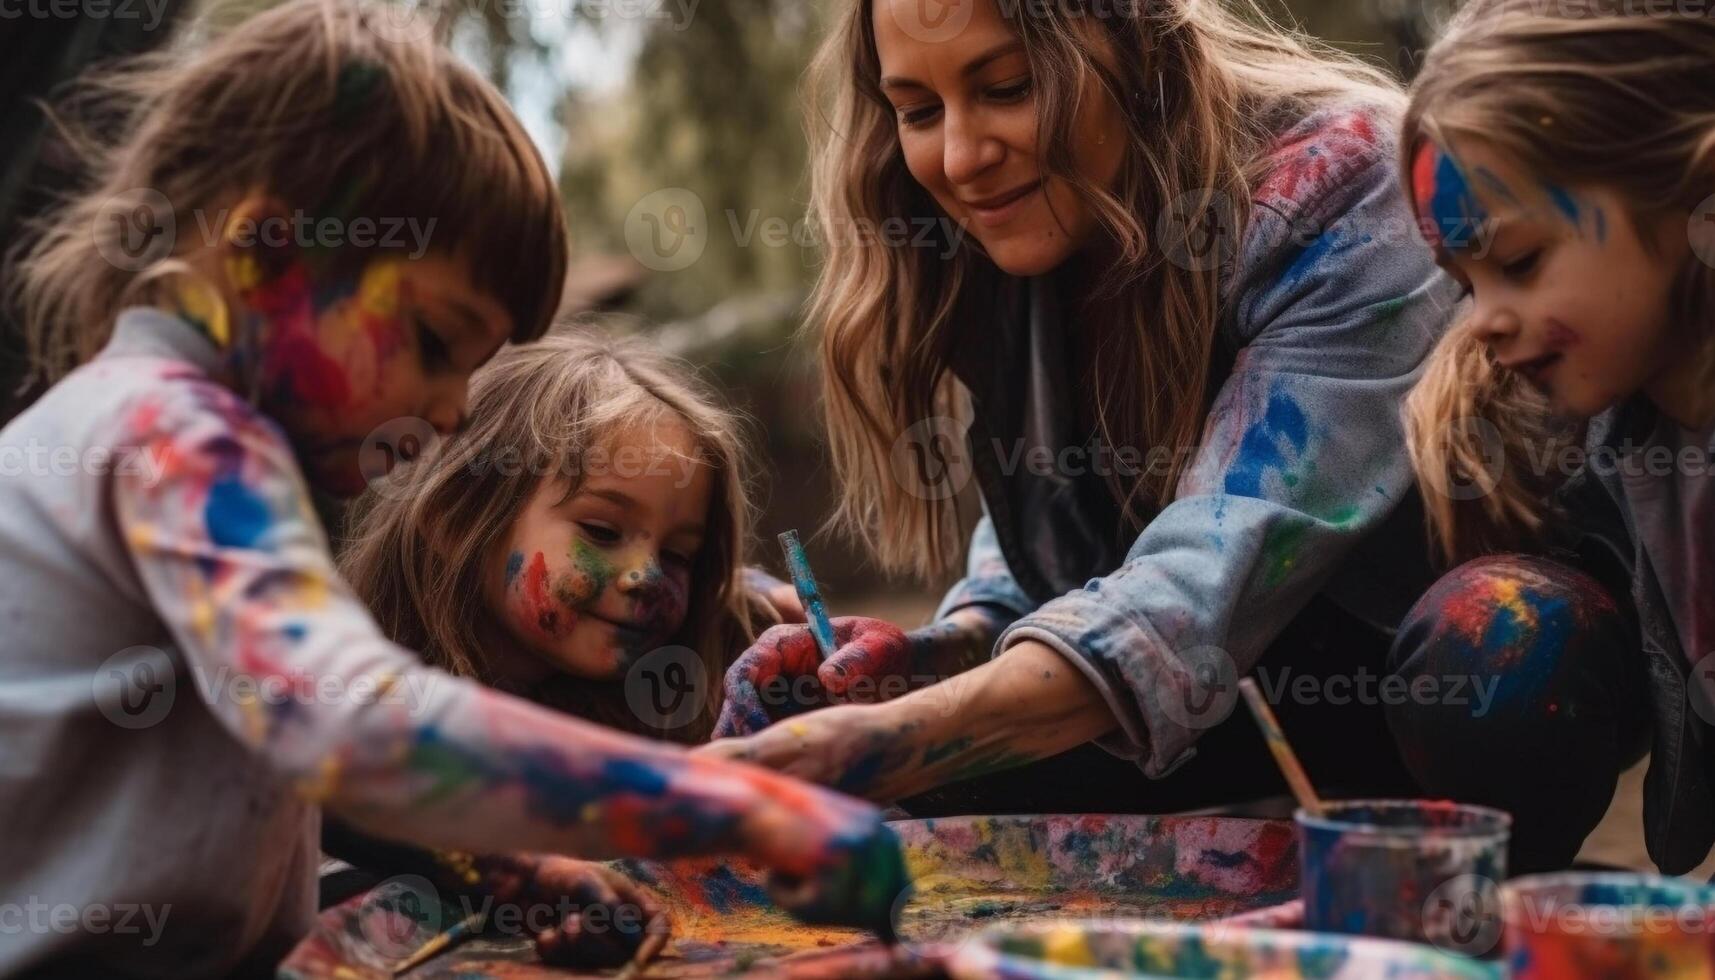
[12,0,567,383]
[339,331,773,743]
[807,0,1403,580]
[1401,0,1715,565]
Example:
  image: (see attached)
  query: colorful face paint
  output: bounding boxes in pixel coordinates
[1504,872,1715,979]
[1412,141,1488,252]
[488,426,708,684]
[1297,799,1510,956]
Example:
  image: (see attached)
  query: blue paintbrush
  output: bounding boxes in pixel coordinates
[777,530,837,661]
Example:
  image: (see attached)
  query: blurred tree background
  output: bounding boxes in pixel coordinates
[0,0,1458,609]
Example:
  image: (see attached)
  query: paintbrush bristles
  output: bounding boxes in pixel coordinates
[1237,678,1326,818]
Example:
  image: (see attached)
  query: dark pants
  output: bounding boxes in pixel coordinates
[1386,554,1649,873]
[902,555,1649,875]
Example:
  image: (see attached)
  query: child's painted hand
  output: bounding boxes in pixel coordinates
[483,855,666,968]
[713,617,919,737]
[763,811,910,941]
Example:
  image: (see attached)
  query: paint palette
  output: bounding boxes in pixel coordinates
[944,919,1504,979]
[279,814,1298,978]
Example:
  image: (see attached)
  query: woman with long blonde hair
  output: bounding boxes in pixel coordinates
[703,0,1481,827]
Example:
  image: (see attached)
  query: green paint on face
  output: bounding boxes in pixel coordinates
[553,536,617,611]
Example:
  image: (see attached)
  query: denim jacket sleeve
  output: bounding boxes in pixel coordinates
[934,510,1039,624]
[993,124,1460,776]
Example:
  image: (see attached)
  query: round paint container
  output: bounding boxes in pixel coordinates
[1297,799,1510,956]
[1504,871,1715,979]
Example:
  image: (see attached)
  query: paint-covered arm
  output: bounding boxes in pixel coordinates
[110,385,906,931]
[990,150,1460,777]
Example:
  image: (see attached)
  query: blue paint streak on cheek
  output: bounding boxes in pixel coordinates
[505,550,524,586]
[205,475,272,549]
[1224,387,1311,498]
[1431,153,1485,251]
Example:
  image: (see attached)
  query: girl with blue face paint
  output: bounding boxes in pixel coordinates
[1400,0,1715,876]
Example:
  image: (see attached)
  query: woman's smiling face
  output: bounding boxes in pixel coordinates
[872,0,1126,277]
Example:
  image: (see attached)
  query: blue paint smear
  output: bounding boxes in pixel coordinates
[1224,387,1311,498]
[1544,183,1581,226]
[504,550,524,585]
[1430,152,1486,251]
[1281,228,1341,285]
[205,475,271,549]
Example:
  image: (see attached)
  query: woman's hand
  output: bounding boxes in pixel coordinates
[712,610,1002,738]
[479,855,665,968]
[701,640,1120,802]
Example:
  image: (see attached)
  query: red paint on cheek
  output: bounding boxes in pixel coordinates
[524,551,559,636]
[1546,321,1580,351]
[1411,142,1441,249]
[267,332,352,408]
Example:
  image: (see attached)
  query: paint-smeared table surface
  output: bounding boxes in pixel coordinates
[278,814,1299,979]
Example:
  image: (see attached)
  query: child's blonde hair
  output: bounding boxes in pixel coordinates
[339,330,771,743]
[13,0,567,382]
[1402,0,1715,564]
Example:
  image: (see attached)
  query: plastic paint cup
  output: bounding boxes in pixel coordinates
[1297,799,1511,956]
[1504,872,1715,979]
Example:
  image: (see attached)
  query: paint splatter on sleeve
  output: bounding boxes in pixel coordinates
[997,124,1463,777]
[108,377,906,931]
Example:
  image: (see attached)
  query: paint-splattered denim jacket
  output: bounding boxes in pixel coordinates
[1560,402,1715,874]
[934,104,1462,779]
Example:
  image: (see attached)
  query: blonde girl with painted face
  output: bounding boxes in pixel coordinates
[0,2,901,973]
[342,330,776,744]
[1399,0,1715,877]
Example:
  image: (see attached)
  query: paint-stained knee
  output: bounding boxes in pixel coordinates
[1389,554,1630,724]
